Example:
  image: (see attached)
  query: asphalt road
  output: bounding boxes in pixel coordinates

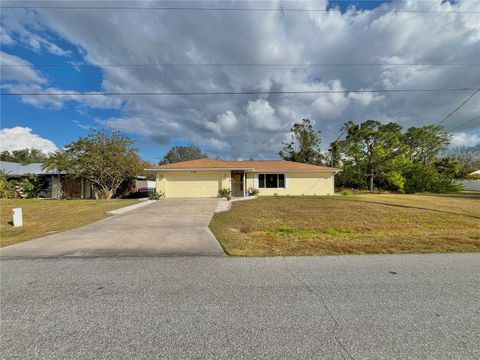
[1,253,479,360]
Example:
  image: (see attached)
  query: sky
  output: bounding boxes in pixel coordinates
[1,0,480,163]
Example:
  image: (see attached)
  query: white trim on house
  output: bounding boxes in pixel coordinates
[257,173,287,189]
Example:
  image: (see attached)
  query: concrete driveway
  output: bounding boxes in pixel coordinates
[0,198,224,258]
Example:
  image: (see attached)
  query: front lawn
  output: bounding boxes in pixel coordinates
[0,199,137,247]
[209,193,480,256]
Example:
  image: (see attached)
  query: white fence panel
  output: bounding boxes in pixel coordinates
[456,180,480,191]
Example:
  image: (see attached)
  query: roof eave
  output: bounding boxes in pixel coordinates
[250,170,339,173]
[145,167,255,171]
[146,167,340,172]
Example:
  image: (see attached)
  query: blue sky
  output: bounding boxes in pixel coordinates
[0,15,168,160]
[1,29,124,150]
[1,0,479,162]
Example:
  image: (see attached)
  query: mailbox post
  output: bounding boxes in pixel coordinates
[12,208,23,227]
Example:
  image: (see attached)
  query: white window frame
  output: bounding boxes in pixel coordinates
[258,173,286,189]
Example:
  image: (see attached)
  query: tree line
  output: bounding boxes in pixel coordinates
[279,119,480,193]
[1,120,478,199]
[0,132,211,199]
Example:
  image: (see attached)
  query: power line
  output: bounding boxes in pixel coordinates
[447,115,480,132]
[330,121,355,166]
[2,0,475,3]
[1,5,479,14]
[437,88,480,125]
[1,88,477,96]
[2,63,479,68]
[333,123,352,143]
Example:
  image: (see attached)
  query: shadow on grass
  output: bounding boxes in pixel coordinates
[348,199,480,220]
[415,192,480,201]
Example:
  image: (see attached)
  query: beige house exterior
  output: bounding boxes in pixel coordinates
[147,158,339,198]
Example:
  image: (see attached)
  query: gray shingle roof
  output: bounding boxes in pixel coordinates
[0,161,67,176]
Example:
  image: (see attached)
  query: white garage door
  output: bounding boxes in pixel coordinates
[166,172,222,197]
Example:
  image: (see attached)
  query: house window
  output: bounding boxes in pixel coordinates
[258,174,286,188]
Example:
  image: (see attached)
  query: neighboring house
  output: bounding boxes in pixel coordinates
[146,158,339,198]
[0,161,94,199]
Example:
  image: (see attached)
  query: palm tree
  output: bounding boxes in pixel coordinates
[42,151,71,198]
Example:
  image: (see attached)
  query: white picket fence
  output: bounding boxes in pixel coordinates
[456,179,480,191]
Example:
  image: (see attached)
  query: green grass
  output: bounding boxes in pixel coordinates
[0,199,137,247]
[209,192,480,256]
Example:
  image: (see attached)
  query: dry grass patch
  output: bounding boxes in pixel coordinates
[209,193,480,256]
[0,199,137,247]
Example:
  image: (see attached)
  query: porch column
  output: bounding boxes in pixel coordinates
[243,171,246,197]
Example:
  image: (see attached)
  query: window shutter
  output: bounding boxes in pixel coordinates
[284,173,289,188]
[253,173,259,188]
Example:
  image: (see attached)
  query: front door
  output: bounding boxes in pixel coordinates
[232,171,244,197]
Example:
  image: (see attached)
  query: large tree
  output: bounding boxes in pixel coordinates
[66,130,143,199]
[159,145,207,165]
[336,120,406,191]
[404,125,450,166]
[279,119,324,165]
[449,145,480,178]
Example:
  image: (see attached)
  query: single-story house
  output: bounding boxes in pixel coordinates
[146,158,339,198]
[0,161,94,199]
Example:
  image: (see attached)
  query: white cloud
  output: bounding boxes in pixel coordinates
[72,120,92,130]
[1,0,479,158]
[0,11,71,56]
[1,82,122,110]
[0,127,59,153]
[348,91,384,106]
[217,110,238,131]
[0,25,15,45]
[0,51,46,83]
[1,50,121,110]
[450,132,480,148]
[310,80,350,119]
[246,99,283,131]
[206,110,238,135]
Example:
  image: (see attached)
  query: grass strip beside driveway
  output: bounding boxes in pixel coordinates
[0,199,137,247]
[209,193,480,256]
